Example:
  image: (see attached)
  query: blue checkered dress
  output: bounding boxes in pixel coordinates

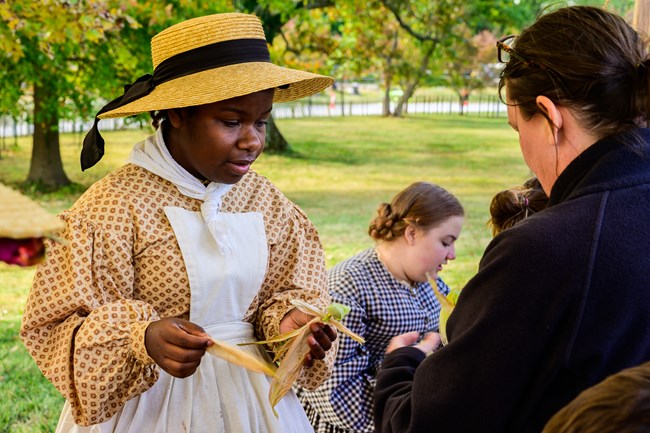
[297,248,450,433]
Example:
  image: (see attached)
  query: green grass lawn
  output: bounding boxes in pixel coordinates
[0,113,530,431]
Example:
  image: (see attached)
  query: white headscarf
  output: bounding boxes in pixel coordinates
[127,125,234,255]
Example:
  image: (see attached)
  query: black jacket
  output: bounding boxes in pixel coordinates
[374,129,650,433]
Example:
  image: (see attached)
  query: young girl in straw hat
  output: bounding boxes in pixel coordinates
[20,13,336,433]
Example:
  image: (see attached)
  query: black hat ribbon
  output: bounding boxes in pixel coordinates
[80,38,271,171]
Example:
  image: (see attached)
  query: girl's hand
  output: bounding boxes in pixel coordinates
[279,308,337,367]
[145,318,213,378]
[386,331,441,356]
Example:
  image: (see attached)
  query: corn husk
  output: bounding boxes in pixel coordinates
[206,337,277,378]
[426,272,456,345]
[243,300,365,416]
[267,325,312,413]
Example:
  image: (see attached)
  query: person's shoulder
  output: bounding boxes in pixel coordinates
[228,170,311,222]
[228,171,286,206]
[488,213,553,253]
[484,205,585,271]
[71,166,132,208]
[331,248,376,270]
[71,164,179,212]
[329,249,379,284]
[235,170,284,196]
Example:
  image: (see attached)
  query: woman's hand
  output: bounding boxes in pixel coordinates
[280,308,337,367]
[145,318,213,378]
[386,331,441,356]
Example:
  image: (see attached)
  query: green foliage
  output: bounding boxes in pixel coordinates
[262,0,637,118]
[0,0,236,187]
[468,0,635,34]
[467,0,547,34]
[0,1,131,119]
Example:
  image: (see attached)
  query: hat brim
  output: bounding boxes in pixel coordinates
[99,62,333,119]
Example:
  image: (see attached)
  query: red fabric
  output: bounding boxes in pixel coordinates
[0,237,45,266]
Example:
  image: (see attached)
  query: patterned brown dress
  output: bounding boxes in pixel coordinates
[20,164,334,428]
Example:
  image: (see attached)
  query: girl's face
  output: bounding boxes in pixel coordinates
[166,89,274,184]
[402,215,464,282]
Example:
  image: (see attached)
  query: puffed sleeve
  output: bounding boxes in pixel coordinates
[20,211,160,426]
[249,198,335,390]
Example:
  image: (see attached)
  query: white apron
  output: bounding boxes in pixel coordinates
[56,209,315,433]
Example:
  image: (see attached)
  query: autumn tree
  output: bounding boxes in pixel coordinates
[336,0,404,116]
[0,1,271,188]
[0,1,143,188]
[272,0,419,117]
[268,0,551,117]
[440,28,496,115]
[376,0,464,116]
[238,1,341,151]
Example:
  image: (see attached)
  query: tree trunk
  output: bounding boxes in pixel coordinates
[382,30,400,117]
[265,114,290,153]
[27,82,70,189]
[392,42,435,117]
[1,118,5,159]
[456,90,466,116]
[393,82,418,117]
[383,81,393,117]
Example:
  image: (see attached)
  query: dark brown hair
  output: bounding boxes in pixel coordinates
[488,177,548,237]
[498,6,650,144]
[150,110,168,129]
[369,182,464,242]
[542,361,650,433]
[150,106,198,130]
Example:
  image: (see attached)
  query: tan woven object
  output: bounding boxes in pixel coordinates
[0,183,63,238]
[99,13,333,119]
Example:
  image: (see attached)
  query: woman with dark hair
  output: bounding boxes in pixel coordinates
[299,182,463,433]
[374,6,650,433]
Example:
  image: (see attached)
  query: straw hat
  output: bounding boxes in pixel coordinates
[81,13,333,170]
[0,183,64,239]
